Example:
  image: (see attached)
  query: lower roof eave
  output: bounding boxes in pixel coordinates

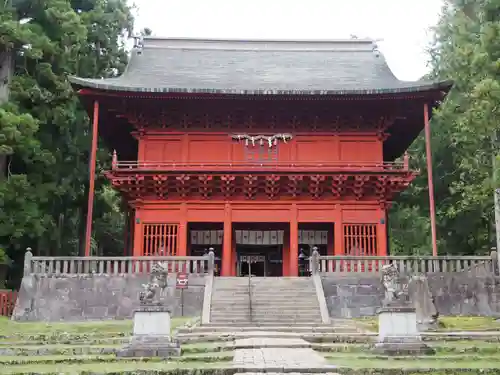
[70,77,453,99]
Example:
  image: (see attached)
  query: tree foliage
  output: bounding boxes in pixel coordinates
[0,0,134,276]
[389,0,500,255]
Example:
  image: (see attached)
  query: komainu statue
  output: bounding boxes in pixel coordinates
[381,263,409,307]
[139,262,169,305]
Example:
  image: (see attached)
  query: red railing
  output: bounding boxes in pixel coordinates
[0,290,17,317]
[112,160,408,173]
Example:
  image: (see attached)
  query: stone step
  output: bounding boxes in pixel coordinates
[249,318,322,323]
[210,314,321,320]
[210,316,321,321]
[249,311,321,316]
[250,286,315,289]
[252,304,319,307]
[250,293,316,296]
[251,294,316,297]
[176,331,377,344]
[226,304,318,309]
[210,313,251,317]
[202,322,334,328]
[212,296,249,299]
[211,298,249,302]
[214,299,315,303]
[212,296,249,300]
[250,294,316,298]
[249,302,319,307]
[252,289,315,292]
[250,298,318,302]
[185,325,356,333]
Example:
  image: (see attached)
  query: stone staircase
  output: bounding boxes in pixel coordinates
[250,277,322,325]
[209,277,322,325]
[210,277,251,324]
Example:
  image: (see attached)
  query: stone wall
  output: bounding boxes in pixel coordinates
[322,271,500,318]
[12,273,206,321]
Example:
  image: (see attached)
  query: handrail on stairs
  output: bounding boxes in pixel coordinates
[248,266,253,323]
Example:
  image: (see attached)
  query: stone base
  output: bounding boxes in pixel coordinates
[117,335,181,358]
[377,306,418,342]
[117,306,180,358]
[133,305,171,336]
[373,335,435,356]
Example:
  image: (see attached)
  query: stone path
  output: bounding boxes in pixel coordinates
[234,373,340,375]
[234,338,311,349]
[232,337,334,371]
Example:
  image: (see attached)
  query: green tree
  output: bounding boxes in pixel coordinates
[0,0,134,279]
[389,0,500,255]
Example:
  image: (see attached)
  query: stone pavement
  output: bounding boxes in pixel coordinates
[234,373,339,375]
[232,337,335,371]
[234,337,311,349]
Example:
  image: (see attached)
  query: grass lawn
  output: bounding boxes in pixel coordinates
[0,360,232,374]
[355,316,500,332]
[328,356,500,369]
[0,316,192,337]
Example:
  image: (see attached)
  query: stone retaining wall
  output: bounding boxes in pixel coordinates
[12,274,206,321]
[322,270,500,318]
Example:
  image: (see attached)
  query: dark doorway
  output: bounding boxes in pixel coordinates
[237,245,282,276]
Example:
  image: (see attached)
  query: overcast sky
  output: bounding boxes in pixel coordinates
[130,0,444,81]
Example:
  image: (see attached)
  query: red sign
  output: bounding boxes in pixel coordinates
[176,273,188,289]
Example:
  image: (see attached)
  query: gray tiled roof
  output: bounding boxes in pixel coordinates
[69,37,451,95]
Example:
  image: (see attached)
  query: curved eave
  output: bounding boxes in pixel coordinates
[69,76,453,97]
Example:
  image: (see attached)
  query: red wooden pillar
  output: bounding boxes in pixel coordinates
[84,100,99,257]
[123,206,130,256]
[282,227,290,276]
[424,103,438,256]
[231,232,237,276]
[133,215,142,256]
[334,208,343,255]
[178,203,188,256]
[327,224,334,255]
[222,203,232,276]
[129,209,136,255]
[289,204,299,276]
[378,206,388,256]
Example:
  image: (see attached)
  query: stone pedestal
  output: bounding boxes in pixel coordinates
[373,306,435,356]
[117,305,180,358]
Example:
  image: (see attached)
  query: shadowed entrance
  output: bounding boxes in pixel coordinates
[234,225,286,277]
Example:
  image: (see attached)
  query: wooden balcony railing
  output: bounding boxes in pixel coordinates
[111,160,409,173]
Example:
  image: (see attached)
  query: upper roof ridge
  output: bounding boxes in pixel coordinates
[141,37,377,52]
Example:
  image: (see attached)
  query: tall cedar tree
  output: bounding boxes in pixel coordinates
[0,0,134,283]
[389,0,500,255]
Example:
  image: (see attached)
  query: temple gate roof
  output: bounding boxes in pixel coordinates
[69,37,451,95]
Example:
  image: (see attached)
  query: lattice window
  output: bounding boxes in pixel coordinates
[343,224,378,256]
[244,144,278,163]
[142,223,179,256]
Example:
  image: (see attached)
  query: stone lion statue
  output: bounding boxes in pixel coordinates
[139,262,169,305]
[381,263,408,306]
